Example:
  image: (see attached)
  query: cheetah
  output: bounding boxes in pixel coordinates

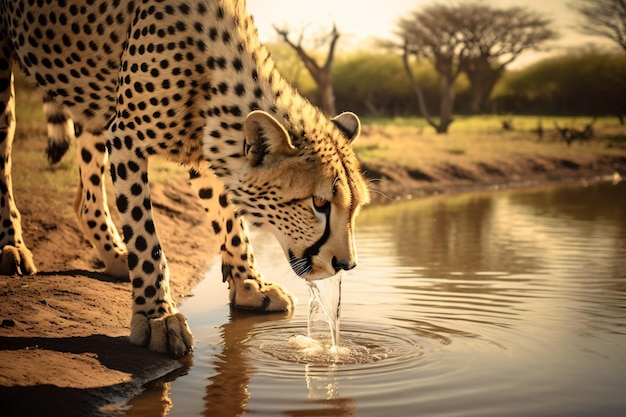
[0,0,370,357]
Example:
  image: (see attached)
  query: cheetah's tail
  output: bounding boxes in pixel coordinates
[43,93,76,165]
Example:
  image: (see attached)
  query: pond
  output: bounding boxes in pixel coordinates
[119,180,626,417]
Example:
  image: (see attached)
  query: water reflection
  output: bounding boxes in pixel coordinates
[356,181,626,334]
[121,180,626,417]
[202,309,293,417]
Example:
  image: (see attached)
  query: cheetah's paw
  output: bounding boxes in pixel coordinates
[231,279,295,312]
[129,312,194,358]
[0,245,37,276]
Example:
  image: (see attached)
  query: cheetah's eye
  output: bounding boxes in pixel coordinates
[312,196,331,213]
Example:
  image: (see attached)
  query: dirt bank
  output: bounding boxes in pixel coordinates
[1,146,625,416]
[0,178,218,417]
[362,153,626,203]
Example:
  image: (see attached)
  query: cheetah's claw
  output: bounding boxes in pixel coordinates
[129,312,194,358]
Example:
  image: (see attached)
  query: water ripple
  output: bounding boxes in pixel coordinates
[247,320,442,373]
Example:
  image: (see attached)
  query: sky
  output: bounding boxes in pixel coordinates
[247,0,618,68]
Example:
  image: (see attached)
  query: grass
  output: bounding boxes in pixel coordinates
[362,115,616,132]
[605,133,626,149]
[356,115,626,176]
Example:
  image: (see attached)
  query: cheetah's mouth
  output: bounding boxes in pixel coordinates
[287,207,332,278]
[288,249,313,277]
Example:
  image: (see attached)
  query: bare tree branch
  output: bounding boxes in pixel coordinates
[402,39,437,130]
[273,24,339,115]
[322,24,340,71]
[570,0,626,51]
[273,25,322,81]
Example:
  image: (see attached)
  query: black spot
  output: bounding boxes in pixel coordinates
[128,160,140,172]
[117,163,127,180]
[222,31,231,44]
[116,195,129,213]
[128,252,139,270]
[198,187,213,199]
[122,225,133,242]
[219,193,228,208]
[142,260,155,274]
[209,27,218,41]
[130,183,142,196]
[81,148,93,163]
[151,244,162,261]
[135,236,147,251]
[189,168,201,179]
[145,220,155,234]
[131,206,143,221]
[144,285,157,298]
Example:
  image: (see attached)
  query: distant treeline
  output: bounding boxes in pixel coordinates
[491,52,626,117]
[268,45,626,119]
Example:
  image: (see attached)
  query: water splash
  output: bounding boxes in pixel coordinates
[255,273,430,365]
[306,272,342,347]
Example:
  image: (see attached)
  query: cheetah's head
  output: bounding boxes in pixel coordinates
[237,110,370,280]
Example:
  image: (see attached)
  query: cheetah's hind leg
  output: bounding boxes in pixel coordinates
[42,98,128,278]
[0,55,36,275]
[74,130,128,278]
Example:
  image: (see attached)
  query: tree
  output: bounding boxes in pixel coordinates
[459,4,557,113]
[395,3,557,128]
[398,4,468,133]
[571,0,626,51]
[274,24,340,116]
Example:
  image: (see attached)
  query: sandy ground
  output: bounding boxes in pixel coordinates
[0,176,219,417]
[0,143,625,416]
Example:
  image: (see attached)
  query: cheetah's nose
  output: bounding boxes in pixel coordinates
[332,257,356,273]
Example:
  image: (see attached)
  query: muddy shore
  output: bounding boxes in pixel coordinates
[1,151,625,417]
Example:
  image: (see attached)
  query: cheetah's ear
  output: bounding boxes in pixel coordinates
[244,111,295,167]
[331,112,361,143]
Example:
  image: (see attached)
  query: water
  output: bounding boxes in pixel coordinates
[117,180,626,417]
[306,273,342,347]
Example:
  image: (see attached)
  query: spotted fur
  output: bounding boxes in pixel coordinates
[0,0,370,357]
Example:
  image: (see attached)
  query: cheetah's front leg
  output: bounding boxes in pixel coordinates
[220,212,295,312]
[190,171,294,311]
[108,139,193,357]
